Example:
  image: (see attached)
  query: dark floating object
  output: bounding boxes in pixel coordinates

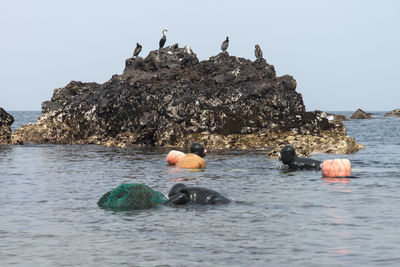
[133,43,142,57]
[279,145,322,170]
[159,29,167,49]
[166,183,231,205]
[254,44,263,60]
[221,36,229,53]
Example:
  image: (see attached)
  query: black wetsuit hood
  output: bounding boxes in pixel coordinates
[190,143,206,158]
[279,145,296,165]
[279,145,322,170]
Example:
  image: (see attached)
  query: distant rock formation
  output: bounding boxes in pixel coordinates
[13,45,363,156]
[0,107,14,145]
[384,108,400,117]
[350,109,372,119]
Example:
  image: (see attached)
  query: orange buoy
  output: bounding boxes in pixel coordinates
[176,153,206,169]
[166,150,186,166]
[321,159,351,178]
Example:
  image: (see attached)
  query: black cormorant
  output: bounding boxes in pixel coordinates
[133,43,142,57]
[159,29,167,49]
[221,36,229,53]
[254,44,263,60]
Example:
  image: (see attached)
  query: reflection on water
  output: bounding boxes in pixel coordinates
[324,200,352,257]
[322,177,351,184]
[166,166,204,182]
[1,112,400,265]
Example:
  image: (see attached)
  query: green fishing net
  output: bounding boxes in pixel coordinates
[98,183,168,210]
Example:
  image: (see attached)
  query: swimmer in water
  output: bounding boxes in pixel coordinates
[279,145,322,170]
[175,143,207,169]
[166,183,231,205]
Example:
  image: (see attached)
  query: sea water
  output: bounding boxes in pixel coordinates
[1,111,400,266]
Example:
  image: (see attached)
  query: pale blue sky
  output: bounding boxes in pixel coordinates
[0,0,399,111]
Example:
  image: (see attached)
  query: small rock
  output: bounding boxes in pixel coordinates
[350,109,372,119]
[324,112,349,122]
[384,108,400,117]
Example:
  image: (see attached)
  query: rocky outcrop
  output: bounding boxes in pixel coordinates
[350,109,372,119]
[0,107,14,145]
[13,45,363,156]
[384,108,400,117]
[324,112,348,122]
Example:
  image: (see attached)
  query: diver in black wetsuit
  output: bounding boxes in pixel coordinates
[166,183,231,205]
[279,145,322,170]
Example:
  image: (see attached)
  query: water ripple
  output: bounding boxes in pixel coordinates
[1,111,400,265]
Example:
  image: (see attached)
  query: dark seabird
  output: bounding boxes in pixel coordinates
[133,43,142,57]
[221,36,229,53]
[159,29,167,49]
[254,44,263,60]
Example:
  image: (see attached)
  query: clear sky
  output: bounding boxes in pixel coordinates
[0,0,399,111]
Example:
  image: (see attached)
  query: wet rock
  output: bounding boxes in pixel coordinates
[384,108,400,117]
[350,109,372,119]
[266,130,365,158]
[13,44,363,155]
[324,112,349,122]
[0,107,14,145]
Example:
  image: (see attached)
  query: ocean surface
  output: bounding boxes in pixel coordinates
[1,111,400,266]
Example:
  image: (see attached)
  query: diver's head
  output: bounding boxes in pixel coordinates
[168,183,187,198]
[279,145,296,165]
[190,143,206,158]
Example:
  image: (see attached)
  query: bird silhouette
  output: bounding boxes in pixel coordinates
[254,44,263,60]
[133,43,142,57]
[221,36,229,53]
[159,29,167,49]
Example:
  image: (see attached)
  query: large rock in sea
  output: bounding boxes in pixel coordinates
[384,108,400,117]
[350,109,372,119]
[0,107,14,145]
[13,45,363,156]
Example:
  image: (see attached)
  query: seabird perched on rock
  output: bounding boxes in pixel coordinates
[159,29,167,49]
[133,43,142,57]
[254,44,263,60]
[221,36,229,53]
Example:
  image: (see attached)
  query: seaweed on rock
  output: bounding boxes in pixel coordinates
[12,45,363,156]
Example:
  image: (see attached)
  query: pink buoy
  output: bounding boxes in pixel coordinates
[166,150,186,166]
[321,159,351,178]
